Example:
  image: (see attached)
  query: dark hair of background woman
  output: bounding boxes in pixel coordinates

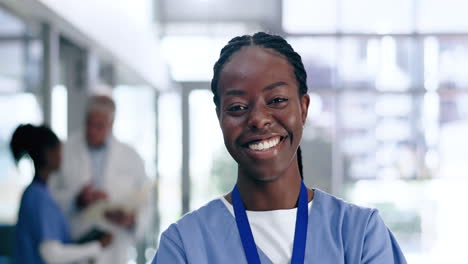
[211,32,308,178]
[10,124,60,173]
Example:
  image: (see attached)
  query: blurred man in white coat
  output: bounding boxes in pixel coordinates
[49,95,152,264]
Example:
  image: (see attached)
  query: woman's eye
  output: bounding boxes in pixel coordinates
[270,97,288,104]
[227,105,248,112]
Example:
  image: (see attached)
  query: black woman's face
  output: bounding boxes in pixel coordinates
[217,46,309,181]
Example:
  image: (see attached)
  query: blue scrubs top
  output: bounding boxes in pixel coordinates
[153,189,407,263]
[15,178,72,264]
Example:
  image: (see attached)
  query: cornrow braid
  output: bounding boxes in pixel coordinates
[297,146,303,179]
[211,32,308,179]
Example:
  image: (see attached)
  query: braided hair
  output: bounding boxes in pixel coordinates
[211,32,308,178]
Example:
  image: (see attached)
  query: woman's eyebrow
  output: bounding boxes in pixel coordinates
[263,81,288,91]
[224,89,246,96]
[223,81,288,96]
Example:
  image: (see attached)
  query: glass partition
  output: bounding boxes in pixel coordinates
[189,89,236,210]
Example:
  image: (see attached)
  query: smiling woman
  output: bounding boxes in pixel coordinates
[152,32,407,264]
[216,46,309,186]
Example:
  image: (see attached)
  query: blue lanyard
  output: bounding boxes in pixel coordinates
[232,181,309,264]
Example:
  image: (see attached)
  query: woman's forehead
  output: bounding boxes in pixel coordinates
[219,46,295,87]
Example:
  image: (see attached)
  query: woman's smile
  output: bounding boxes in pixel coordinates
[242,135,287,159]
[245,135,282,151]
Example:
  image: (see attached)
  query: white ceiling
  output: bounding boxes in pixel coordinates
[158,0,282,32]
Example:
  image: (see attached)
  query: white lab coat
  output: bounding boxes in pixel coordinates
[49,132,153,264]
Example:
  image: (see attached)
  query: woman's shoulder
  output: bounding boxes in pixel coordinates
[19,182,53,214]
[22,182,48,200]
[161,198,235,241]
[312,189,378,228]
[155,198,244,262]
[314,188,375,212]
[312,189,407,263]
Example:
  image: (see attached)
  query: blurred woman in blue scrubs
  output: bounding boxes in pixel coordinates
[153,32,407,264]
[10,124,112,264]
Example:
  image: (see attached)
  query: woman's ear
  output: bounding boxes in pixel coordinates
[300,94,310,125]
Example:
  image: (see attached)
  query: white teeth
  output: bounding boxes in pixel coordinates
[248,137,280,151]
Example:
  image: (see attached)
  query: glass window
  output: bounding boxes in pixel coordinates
[339,38,378,89]
[340,0,413,33]
[161,36,230,82]
[338,37,413,91]
[0,42,23,93]
[301,93,335,192]
[0,8,25,35]
[339,92,423,180]
[418,0,468,32]
[113,85,157,179]
[425,37,468,90]
[340,91,376,130]
[439,92,468,178]
[189,89,236,210]
[25,39,44,93]
[282,0,338,33]
[376,94,413,117]
[0,73,23,94]
[157,91,182,232]
[288,37,337,89]
[339,91,376,179]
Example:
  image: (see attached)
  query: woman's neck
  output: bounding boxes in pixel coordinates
[225,164,311,211]
[35,167,50,183]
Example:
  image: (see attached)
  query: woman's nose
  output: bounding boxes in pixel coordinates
[246,105,272,131]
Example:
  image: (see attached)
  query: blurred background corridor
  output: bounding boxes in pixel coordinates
[1,0,468,263]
